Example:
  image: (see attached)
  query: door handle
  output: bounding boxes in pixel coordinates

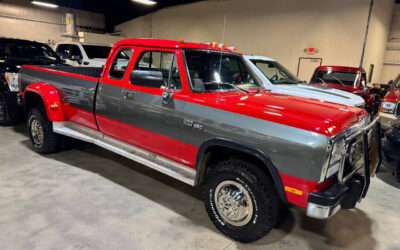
[123,90,135,100]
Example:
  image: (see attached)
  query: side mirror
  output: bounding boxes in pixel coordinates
[130,70,166,88]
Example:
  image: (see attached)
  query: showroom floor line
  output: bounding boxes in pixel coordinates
[0,124,400,250]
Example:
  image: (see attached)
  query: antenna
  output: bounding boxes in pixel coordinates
[217,12,227,103]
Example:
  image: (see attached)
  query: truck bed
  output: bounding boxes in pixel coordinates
[38,66,103,79]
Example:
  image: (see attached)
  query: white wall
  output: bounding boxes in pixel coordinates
[115,0,394,83]
[0,0,105,45]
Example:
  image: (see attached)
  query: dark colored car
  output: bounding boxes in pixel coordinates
[0,37,64,125]
[310,66,380,115]
[382,120,400,182]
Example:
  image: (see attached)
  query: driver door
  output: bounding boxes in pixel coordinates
[120,48,186,163]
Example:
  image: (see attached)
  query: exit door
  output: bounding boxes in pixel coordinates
[297,57,322,82]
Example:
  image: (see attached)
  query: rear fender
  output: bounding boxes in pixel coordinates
[23,82,66,122]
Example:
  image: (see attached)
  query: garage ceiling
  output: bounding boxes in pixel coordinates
[55,0,202,32]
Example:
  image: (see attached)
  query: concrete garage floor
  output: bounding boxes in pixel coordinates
[0,124,400,250]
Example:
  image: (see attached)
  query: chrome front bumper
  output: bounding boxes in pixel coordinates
[306,117,381,219]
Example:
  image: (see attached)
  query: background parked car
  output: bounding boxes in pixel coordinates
[309,66,380,115]
[0,37,65,126]
[243,55,366,108]
[379,74,400,130]
[55,42,112,67]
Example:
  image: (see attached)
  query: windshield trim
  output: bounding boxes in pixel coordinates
[182,49,263,93]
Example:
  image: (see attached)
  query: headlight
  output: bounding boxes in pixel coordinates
[326,139,345,178]
[5,72,19,92]
[380,101,396,114]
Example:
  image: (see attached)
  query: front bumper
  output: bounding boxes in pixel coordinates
[379,112,398,130]
[306,117,381,219]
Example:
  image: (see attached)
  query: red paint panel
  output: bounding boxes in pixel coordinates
[280,173,335,208]
[62,105,98,130]
[96,114,197,168]
[22,65,99,82]
[22,82,67,122]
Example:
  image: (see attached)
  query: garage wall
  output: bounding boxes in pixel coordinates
[115,0,394,83]
[362,0,395,83]
[0,0,105,45]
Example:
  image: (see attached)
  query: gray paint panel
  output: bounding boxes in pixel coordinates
[20,68,98,112]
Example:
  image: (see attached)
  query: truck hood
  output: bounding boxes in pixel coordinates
[383,88,400,102]
[197,90,367,137]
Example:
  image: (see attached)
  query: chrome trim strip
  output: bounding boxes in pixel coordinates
[53,122,196,186]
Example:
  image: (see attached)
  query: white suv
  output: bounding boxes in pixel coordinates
[55,42,112,67]
[244,55,365,108]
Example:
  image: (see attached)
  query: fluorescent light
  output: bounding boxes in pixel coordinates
[133,0,157,6]
[31,1,59,8]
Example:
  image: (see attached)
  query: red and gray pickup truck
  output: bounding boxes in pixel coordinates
[309,66,380,115]
[19,38,381,243]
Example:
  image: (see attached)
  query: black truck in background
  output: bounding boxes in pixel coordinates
[0,38,65,125]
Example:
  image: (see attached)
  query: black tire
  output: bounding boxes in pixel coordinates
[0,92,18,126]
[203,159,280,243]
[27,108,60,154]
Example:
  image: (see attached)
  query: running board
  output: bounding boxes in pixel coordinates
[53,122,196,186]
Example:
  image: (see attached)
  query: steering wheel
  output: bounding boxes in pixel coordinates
[232,73,242,83]
[270,75,278,81]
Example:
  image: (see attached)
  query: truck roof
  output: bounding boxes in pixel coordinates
[316,66,365,73]
[243,55,276,61]
[113,38,240,53]
[0,37,45,45]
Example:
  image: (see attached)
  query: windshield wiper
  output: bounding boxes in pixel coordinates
[329,74,346,87]
[317,77,327,87]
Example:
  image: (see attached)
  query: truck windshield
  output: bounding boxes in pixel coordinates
[82,45,112,59]
[310,70,359,87]
[184,50,260,92]
[250,60,300,84]
[0,41,61,62]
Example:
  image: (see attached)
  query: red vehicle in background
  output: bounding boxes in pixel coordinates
[310,66,380,115]
[379,74,400,130]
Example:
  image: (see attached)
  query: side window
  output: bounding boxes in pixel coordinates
[396,78,400,88]
[69,45,82,60]
[361,73,367,87]
[56,44,70,59]
[108,48,133,79]
[133,51,182,90]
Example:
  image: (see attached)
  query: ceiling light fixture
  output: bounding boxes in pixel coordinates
[132,0,157,6]
[31,1,59,8]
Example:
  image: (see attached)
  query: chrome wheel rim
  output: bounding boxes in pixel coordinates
[31,119,44,146]
[0,103,4,121]
[214,180,254,226]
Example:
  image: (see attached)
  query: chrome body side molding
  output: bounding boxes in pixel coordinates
[53,122,196,186]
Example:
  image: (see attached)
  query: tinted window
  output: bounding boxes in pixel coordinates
[0,41,61,62]
[310,70,359,87]
[56,44,71,58]
[395,78,400,88]
[134,51,182,89]
[82,45,111,59]
[251,60,299,84]
[69,45,82,59]
[108,48,133,79]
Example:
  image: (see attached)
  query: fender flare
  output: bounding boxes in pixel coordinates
[23,82,67,122]
[195,138,288,203]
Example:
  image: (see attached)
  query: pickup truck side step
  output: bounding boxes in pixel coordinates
[53,122,196,186]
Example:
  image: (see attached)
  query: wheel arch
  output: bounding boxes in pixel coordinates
[195,138,288,203]
[23,82,66,122]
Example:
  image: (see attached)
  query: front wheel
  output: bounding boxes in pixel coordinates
[203,160,280,243]
[27,108,60,154]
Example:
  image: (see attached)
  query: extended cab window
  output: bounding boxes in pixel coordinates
[108,48,133,79]
[132,51,182,90]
